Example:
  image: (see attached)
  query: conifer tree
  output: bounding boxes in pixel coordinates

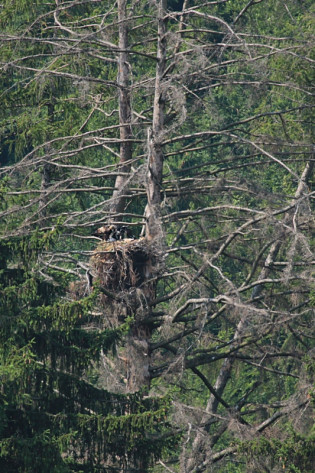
[0,232,174,472]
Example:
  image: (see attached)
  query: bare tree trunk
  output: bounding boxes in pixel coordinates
[145,0,167,241]
[108,2,167,401]
[111,0,133,216]
[126,325,151,392]
[123,0,168,402]
[125,0,168,396]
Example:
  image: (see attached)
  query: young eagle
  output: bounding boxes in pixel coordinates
[92,224,133,241]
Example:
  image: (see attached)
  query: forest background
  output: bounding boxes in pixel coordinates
[0,0,314,472]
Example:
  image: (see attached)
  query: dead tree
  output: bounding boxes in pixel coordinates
[91,237,159,392]
[144,0,167,242]
[111,0,133,216]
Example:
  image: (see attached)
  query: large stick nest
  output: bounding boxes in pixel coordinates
[90,238,156,295]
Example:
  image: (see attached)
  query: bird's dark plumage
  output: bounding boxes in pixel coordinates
[92,224,133,241]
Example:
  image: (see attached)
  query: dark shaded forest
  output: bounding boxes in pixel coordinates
[0,1,314,472]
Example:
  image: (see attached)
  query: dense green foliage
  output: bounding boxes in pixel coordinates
[0,236,173,472]
[0,0,314,472]
[239,430,315,473]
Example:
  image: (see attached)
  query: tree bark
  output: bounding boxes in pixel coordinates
[111,0,133,216]
[145,0,167,240]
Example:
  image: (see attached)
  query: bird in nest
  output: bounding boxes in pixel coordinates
[92,224,134,242]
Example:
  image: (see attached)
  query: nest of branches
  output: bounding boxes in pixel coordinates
[90,237,157,304]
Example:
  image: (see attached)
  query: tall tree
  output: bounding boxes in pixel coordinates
[111,0,134,216]
[0,0,314,472]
